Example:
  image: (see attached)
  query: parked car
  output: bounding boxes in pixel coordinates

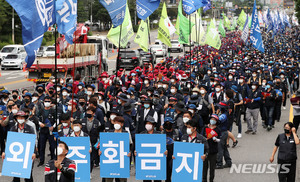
[138,49,156,65]
[0,45,26,64]
[169,40,182,52]
[1,54,25,70]
[37,46,47,57]
[43,46,55,57]
[116,50,140,70]
[150,44,167,57]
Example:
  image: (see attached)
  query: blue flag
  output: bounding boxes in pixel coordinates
[266,9,273,32]
[250,0,264,53]
[136,0,160,20]
[6,0,55,68]
[183,0,208,15]
[241,15,249,43]
[277,11,285,32]
[99,0,127,27]
[203,0,211,12]
[56,0,77,44]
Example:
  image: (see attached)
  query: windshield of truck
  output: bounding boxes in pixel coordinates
[46,47,55,51]
[6,54,18,59]
[1,47,16,53]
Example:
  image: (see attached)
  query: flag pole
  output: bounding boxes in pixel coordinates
[189,14,192,94]
[116,24,122,78]
[54,23,58,182]
[71,28,76,117]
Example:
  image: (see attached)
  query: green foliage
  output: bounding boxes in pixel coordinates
[296,0,300,24]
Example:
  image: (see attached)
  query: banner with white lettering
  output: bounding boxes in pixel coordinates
[60,137,90,182]
[2,132,36,179]
[172,142,204,182]
[135,134,166,180]
[100,133,130,178]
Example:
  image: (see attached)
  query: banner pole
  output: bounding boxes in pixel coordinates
[189,15,192,95]
[116,24,123,78]
[54,23,58,182]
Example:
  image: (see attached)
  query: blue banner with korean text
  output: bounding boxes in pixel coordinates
[60,137,91,182]
[100,132,130,178]
[135,134,166,180]
[172,142,204,182]
[2,132,36,179]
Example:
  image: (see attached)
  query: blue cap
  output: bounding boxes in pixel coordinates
[24,92,32,98]
[267,81,273,86]
[231,85,238,93]
[188,104,196,109]
[1,90,10,94]
[78,82,85,87]
[164,117,174,123]
[61,87,69,92]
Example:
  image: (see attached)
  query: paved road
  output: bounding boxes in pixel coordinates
[0,102,299,181]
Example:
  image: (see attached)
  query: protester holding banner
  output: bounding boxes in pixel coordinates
[45,141,76,182]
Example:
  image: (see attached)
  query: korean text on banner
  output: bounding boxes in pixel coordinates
[2,132,36,179]
[60,137,91,182]
[135,134,166,180]
[100,132,130,178]
[172,142,204,182]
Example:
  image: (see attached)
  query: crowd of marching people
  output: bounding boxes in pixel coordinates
[0,25,300,182]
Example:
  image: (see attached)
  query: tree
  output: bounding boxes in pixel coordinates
[295,0,300,24]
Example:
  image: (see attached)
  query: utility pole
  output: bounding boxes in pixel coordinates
[12,9,14,44]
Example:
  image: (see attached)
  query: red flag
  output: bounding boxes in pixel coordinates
[206,128,218,139]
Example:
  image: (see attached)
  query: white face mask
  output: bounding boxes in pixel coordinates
[117,99,122,104]
[57,147,63,156]
[262,82,266,86]
[60,80,64,84]
[57,88,61,92]
[207,71,211,74]
[280,75,284,78]
[200,90,205,94]
[78,86,83,90]
[17,119,25,124]
[57,98,60,103]
[73,126,81,132]
[188,109,194,114]
[170,89,176,93]
[110,115,116,120]
[252,74,257,77]
[144,80,149,85]
[114,123,121,130]
[228,76,233,79]
[187,84,191,88]
[87,91,92,96]
[192,92,198,95]
[215,88,221,92]
[12,109,18,114]
[32,97,38,102]
[52,79,55,83]
[158,85,162,88]
[145,124,153,131]
[68,106,72,111]
[99,96,102,100]
[62,123,69,127]
[187,128,193,135]
[62,92,68,96]
[102,78,107,81]
[171,79,175,83]
[183,117,189,123]
[44,102,51,107]
[238,79,243,83]
[163,85,167,89]
[251,85,256,90]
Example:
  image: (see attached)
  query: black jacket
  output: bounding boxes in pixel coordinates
[181,132,209,155]
[45,157,76,182]
[80,118,103,145]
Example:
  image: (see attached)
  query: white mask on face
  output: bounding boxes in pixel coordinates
[251,85,256,90]
[99,96,102,100]
[238,79,243,83]
[68,106,72,111]
[252,74,257,77]
[200,90,205,94]
[262,82,266,86]
[188,109,194,114]
[17,119,25,124]
[144,80,149,85]
[32,97,38,102]
[110,115,116,120]
[187,128,192,135]
[12,109,18,114]
[114,124,121,130]
[57,147,63,156]
[44,102,51,107]
[145,124,153,131]
[57,98,60,103]
[171,79,175,83]
[73,126,81,132]
[280,75,284,78]
[192,92,198,95]
[62,92,68,96]
[215,88,221,92]
[78,86,83,90]
[228,75,233,80]
[62,123,68,127]
[87,91,92,96]
[163,85,167,89]
[170,89,176,93]
[158,85,162,88]
[183,117,189,123]
[60,80,64,84]
[57,88,61,92]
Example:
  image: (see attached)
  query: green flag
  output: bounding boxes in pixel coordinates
[205,18,221,49]
[190,12,205,45]
[248,15,252,28]
[231,18,237,30]
[222,14,231,30]
[134,19,149,52]
[107,5,134,48]
[237,10,247,30]
[175,0,194,44]
[218,20,226,37]
[157,3,175,47]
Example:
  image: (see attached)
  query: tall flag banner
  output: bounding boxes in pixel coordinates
[175,0,194,44]
[218,20,226,37]
[258,11,264,27]
[250,0,264,53]
[99,0,126,27]
[205,18,221,49]
[283,11,291,28]
[223,14,231,30]
[241,15,249,43]
[134,19,149,52]
[237,9,247,30]
[231,18,237,30]
[5,0,55,68]
[266,9,273,32]
[136,0,160,20]
[190,12,205,44]
[248,14,252,28]
[56,0,77,44]
[107,5,134,48]
[183,0,208,15]
[278,10,285,32]
[157,2,175,47]
[203,0,211,12]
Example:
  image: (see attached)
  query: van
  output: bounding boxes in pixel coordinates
[0,45,26,64]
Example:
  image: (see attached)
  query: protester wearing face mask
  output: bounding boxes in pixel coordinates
[270,122,299,182]
[97,92,110,115]
[86,84,96,101]
[36,84,46,101]
[168,85,182,101]
[2,111,37,182]
[181,111,192,135]
[44,141,76,182]
[60,87,71,105]
[211,84,225,114]
[1,90,10,105]
[224,72,236,90]
[99,116,132,182]
[162,117,182,182]
[57,113,72,138]
[278,72,289,110]
[67,100,83,121]
[76,82,86,97]
[262,81,276,131]
[45,76,55,95]
[152,91,164,131]
[202,114,221,182]
[136,98,158,133]
[20,92,34,111]
[11,90,21,106]
[274,77,285,123]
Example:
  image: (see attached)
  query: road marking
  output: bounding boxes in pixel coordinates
[0,79,27,86]
[6,77,18,80]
